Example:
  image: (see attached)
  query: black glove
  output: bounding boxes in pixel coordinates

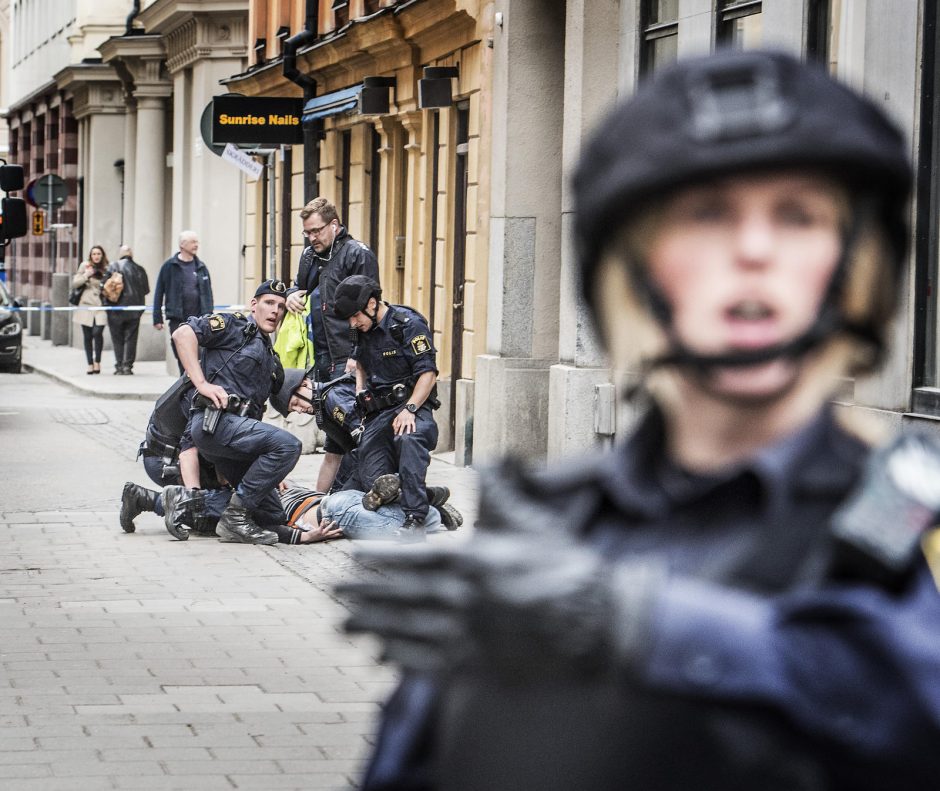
[338,533,663,680]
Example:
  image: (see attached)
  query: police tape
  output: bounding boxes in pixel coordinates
[8,304,248,313]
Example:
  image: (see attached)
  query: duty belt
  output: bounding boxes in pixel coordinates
[143,427,179,463]
[356,382,411,415]
[192,392,257,418]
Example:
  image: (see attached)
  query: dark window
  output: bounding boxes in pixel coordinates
[716,0,762,50]
[369,127,382,259]
[339,129,351,228]
[914,0,940,394]
[807,0,841,69]
[640,0,679,76]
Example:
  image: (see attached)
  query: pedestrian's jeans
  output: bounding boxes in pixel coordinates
[321,490,443,539]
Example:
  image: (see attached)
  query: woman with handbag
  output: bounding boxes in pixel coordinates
[71,245,109,374]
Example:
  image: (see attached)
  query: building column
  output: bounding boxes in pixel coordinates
[548,0,623,458]
[474,0,567,464]
[132,92,169,288]
[122,101,137,245]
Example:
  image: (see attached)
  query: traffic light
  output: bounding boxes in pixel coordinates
[0,198,28,240]
[0,164,27,240]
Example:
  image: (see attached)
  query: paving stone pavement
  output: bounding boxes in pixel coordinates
[4,334,481,789]
[0,505,414,789]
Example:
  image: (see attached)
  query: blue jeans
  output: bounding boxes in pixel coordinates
[320,490,443,539]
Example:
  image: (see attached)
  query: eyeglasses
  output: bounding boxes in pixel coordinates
[302,223,332,238]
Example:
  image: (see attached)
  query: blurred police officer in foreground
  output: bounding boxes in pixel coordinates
[333,275,439,543]
[339,50,940,790]
[171,279,301,545]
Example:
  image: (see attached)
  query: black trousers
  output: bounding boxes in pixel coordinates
[108,311,143,369]
[168,319,185,374]
[81,324,105,364]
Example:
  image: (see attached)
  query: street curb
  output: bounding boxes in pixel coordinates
[23,361,163,401]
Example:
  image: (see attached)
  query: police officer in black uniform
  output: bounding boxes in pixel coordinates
[333,275,439,542]
[286,197,380,494]
[339,50,940,790]
[171,279,302,545]
[120,364,322,540]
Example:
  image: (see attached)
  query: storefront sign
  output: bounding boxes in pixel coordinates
[211,96,304,145]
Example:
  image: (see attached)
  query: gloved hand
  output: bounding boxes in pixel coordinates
[337,533,664,680]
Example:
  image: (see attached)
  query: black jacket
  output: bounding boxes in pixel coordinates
[104,257,150,312]
[288,227,379,374]
[363,407,940,791]
[152,254,213,325]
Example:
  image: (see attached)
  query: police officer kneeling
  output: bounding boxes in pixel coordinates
[333,275,439,543]
[171,279,301,545]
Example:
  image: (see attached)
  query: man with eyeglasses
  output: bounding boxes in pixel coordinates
[286,197,379,492]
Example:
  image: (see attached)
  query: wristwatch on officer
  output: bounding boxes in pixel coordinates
[403,403,418,414]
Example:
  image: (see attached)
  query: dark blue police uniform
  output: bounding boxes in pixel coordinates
[352,305,438,522]
[184,311,301,525]
[362,406,940,790]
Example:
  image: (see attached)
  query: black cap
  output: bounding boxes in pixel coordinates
[334,275,381,319]
[573,49,912,320]
[270,367,310,417]
[254,279,288,299]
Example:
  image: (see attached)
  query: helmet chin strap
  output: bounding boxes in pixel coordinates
[634,197,878,375]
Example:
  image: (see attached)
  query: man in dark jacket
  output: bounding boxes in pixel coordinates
[104,244,150,375]
[152,230,214,373]
[286,197,379,492]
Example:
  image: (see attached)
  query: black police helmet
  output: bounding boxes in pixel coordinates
[573,49,912,333]
[334,275,382,319]
[270,367,310,418]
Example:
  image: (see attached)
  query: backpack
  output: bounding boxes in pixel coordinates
[102,266,124,303]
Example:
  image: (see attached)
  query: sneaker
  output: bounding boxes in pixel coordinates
[362,473,401,511]
[426,485,451,508]
[438,503,463,531]
[395,515,426,544]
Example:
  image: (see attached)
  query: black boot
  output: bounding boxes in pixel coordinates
[215,494,278,545]
[362,473,401,511]
[426,485,451,508]
[161,485,198,541]
[120,482,158,533]
[395,514,426,544]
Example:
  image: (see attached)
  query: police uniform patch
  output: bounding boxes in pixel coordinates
[208,314,226,332]
[332,406,346,425]
[411,335,431,355]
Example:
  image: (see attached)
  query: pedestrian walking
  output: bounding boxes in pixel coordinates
[152,230,214,373]
[340,49,940,791]
[72,245,108,375]
[103,244,150,375]
[286,197,379,492]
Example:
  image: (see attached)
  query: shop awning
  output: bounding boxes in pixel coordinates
[301,85,363,124]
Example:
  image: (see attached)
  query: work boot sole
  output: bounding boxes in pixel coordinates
[438,503,463,531]
[215,522,278,545]
[119,482,138,533]
[362,474,401,511]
